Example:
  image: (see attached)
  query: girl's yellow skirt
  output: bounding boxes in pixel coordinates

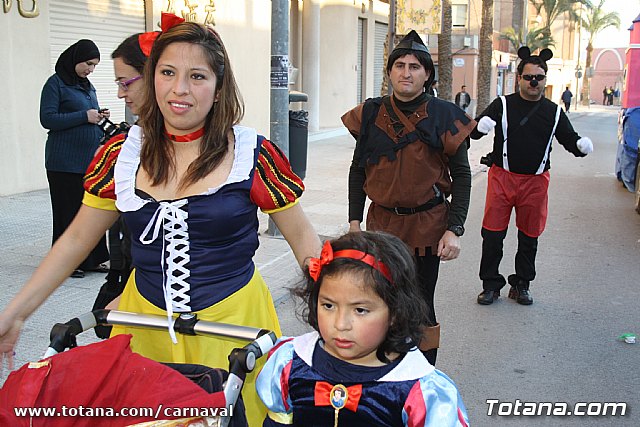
[111,267,281,427]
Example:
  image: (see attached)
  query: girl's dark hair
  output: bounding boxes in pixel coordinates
[111,33,152,74]
[295,231,431,363]
[138,22,244,189]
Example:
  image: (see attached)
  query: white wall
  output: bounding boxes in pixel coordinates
[0,5,51,195]
[319,0,389,128]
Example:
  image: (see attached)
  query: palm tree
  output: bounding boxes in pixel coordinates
[477,0,494,113]
[529,0,592,47]
[500,26,555,53]
[438,0,453,101]
[580,0,620,104]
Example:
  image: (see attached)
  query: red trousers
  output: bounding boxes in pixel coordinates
[482,166,550,238]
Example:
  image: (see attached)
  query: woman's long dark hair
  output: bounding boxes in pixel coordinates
[295,231,431,363]
[138,22,244,189]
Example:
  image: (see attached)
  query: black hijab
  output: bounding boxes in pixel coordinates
[55,39,100,89]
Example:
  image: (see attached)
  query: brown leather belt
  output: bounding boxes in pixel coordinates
[379,185,445,216]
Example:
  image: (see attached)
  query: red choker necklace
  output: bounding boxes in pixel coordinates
[165,127,205,142]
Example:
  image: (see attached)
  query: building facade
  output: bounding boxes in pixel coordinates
[1,0,389,195]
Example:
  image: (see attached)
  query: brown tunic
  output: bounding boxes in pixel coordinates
[343,98,475,255]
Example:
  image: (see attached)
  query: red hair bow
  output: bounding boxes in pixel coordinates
[137,13,185,57]
[307,241,393,284]
[314,381,362,412]
[160,12,185,32]
[138,32,159,57]
[308,241,334,282]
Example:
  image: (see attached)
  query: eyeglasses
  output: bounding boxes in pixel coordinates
[115,75,142,91]
[521,74,546,82]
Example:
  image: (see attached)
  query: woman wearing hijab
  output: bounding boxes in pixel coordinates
[40,39,110,278]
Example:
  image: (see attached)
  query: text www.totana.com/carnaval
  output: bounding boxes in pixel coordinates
[486,399,627,417]
[13,404,233,419]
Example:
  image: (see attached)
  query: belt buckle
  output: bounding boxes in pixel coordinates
[393,207,410,216]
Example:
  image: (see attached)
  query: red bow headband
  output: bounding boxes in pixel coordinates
[138,12,185,57]
[308,241,393,284]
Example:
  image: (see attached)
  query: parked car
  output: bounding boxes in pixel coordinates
[615,107,639,191]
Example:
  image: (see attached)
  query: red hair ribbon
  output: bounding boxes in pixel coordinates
[160,12,185,32]
[138,32,159,57]
[314,381,362,412]
[308,241,393,284]
[137,13,184,57]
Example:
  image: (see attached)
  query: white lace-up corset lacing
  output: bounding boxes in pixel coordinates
[140,199,191,343]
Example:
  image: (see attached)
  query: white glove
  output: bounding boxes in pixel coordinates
[477,116,497,134]
[576,137,593,155]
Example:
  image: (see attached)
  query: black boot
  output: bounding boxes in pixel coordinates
[508,274,533,305]
[477,289,500,305]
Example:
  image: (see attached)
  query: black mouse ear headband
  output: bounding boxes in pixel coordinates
[517,46,553,62]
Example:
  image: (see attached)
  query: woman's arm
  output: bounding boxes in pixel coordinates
[39,77,96,131]
[0,205,119,366]
[270,203,322,267]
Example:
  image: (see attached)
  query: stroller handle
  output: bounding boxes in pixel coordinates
[45,310,278,427]
[45,309,274,357]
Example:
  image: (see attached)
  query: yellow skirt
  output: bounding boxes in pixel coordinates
[111,267,281,427]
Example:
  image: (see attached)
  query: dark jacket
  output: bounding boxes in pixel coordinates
[40,74,104,174]
[455,91,471,109]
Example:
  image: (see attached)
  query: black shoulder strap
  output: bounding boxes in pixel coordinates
[505,97,544,142]
[353,97,383,165]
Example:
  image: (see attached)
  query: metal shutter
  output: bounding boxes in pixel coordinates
[374,21,387,97]
[49,0,146,123]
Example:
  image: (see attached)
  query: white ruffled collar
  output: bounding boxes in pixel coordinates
[292,331,434,381]
[114,125,258,212]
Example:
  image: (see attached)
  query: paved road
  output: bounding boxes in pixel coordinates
[1,105,638,426]
[277,106,640,426]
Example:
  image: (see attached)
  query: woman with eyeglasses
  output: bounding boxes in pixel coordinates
[85,31,161,337]
[39,39,110,279]
[470,46,593,307]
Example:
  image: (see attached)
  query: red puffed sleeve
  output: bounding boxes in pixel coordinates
[82,133,125,211]
[250,139,304,213]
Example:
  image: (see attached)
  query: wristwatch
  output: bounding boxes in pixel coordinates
[447,225,465,237]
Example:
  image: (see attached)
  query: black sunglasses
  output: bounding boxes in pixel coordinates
[521,74,546,82]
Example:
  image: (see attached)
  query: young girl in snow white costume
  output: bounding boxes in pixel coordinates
[256,231,469,426]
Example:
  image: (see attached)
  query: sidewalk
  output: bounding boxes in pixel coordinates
[0,125,492,379]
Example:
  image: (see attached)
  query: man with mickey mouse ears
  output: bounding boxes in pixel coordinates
[472,47,593,306]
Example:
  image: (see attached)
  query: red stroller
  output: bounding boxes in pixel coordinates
[0,310,277,427]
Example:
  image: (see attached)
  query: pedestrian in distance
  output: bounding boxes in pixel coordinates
[342,30,476,365]
[602,86,608,105]
[0,13,322,426]
[40,39,110,279]
[455,85,471,113]
[429,79,439,98]
[561,86,573,113]
[607,86,615,106]
[472,46,593,306]
[256,231,469,427]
